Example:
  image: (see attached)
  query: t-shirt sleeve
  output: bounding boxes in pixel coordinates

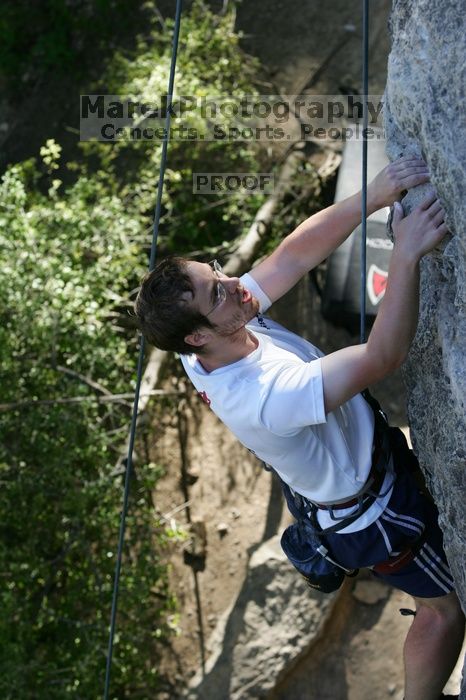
[240,272,272,313]
[259,358,327,435]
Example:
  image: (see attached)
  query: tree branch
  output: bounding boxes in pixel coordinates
[0,389,184,412]
[56,364,112,396]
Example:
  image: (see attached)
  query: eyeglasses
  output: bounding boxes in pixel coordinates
[206,259,227,316]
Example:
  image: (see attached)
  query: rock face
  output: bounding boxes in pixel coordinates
[384,0,466,694]
[186,536,338,699]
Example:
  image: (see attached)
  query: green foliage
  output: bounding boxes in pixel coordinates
[0,154,182,698]
[79,0,267,256]
[0,0,148,85]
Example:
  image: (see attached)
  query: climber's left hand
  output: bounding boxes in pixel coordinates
[368,155,430,211]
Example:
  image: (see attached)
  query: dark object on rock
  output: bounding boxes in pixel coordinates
[183,519,207,572]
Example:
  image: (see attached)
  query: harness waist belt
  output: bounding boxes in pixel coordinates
[315,462,386,511]
[315,416,390,511]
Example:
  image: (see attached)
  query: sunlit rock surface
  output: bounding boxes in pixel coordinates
[384,1,466,695]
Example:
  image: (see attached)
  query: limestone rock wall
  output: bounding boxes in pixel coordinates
[384,0,466,694]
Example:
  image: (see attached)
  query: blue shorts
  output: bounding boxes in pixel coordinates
[325,451,455,598]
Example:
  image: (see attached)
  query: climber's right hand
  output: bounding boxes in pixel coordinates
[391,195,448,262]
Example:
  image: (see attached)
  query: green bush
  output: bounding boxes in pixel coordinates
[0,152,182,698]
[0,0,148,85]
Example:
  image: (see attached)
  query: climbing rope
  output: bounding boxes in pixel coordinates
[103,1,183,697]
[360,0,369,343]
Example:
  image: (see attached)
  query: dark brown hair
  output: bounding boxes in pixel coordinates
[134,256,213,354]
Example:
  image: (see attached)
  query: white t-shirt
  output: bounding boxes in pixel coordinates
[181,273,393,533]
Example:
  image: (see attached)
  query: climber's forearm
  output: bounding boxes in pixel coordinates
[366,248,420,370]
[320,249,420,413]
[367,193,448,369]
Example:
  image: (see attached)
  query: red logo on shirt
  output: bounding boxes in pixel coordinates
[198,391,211,406]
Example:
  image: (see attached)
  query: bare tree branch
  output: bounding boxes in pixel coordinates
[0,389,184,412]
[56,364,113,396]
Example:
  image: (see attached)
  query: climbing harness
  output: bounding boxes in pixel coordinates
[312,391,394,526]
[276,396,395,592]
[103,2,183,698]
[277,402,425,593]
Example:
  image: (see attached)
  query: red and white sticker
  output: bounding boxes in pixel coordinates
[367,264,388,306]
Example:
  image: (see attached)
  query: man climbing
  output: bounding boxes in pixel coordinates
[135,156,464,700]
